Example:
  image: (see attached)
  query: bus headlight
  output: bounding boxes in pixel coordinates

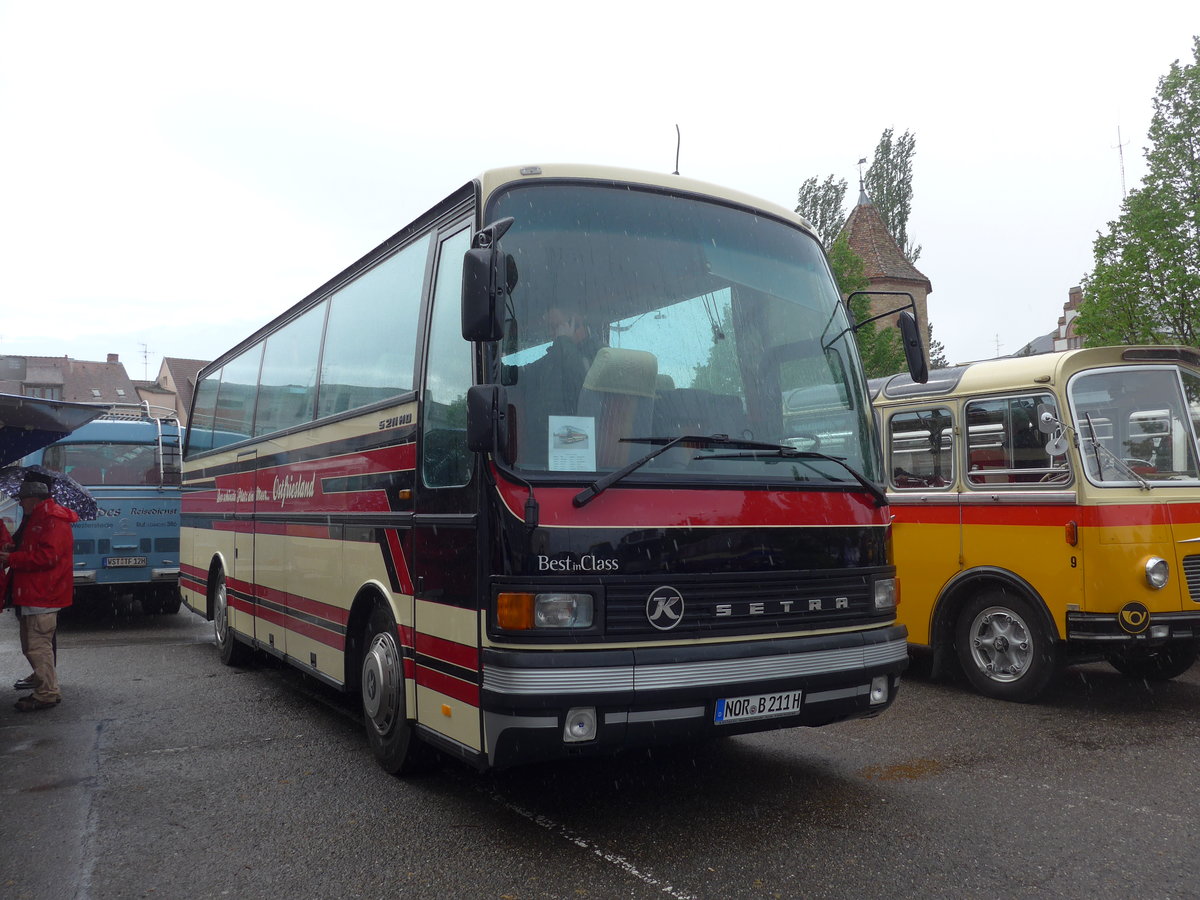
[873,577,898,611]
[497,592,594,629]
[1145,558,1170,590]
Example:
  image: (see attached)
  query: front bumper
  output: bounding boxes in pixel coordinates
[1067,610,1200,642]
[481,624,908,769]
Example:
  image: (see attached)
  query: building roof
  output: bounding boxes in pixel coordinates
[2,354,137,403]
[159,357,208,396]
[842,191,932,292]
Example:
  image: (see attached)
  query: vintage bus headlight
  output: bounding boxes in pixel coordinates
[497,592,594,629]
[873,577,898,611]
[1145,557,1170,590]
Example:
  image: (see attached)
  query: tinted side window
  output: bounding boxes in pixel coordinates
[317,234,431,419]
[186,368,221,457]
[254,302,325,437]
[213,347,263,446]
[422,228,472,488]
[888,406,953,489]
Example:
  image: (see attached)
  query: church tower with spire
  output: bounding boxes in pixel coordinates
[841,188,932,351]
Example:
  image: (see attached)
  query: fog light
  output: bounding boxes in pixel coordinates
[1150,625,1170,639]
[563,707,597,743]
[1145,557,1169,589]
[869,676,889,705]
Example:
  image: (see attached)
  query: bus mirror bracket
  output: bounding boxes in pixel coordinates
[841,291,929,384]
[462,217,516,342]
[1036,403,1060,435]
[467,384,508,454]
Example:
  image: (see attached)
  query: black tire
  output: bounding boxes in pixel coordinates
[212,568,251,667]
[360,603,432,775]
[1108,642,1199,681]
[955,589,1057,702]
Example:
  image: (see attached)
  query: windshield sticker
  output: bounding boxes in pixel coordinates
[549,416,596,471]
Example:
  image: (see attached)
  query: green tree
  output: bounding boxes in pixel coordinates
[1077,37,1200,347]
[795,174,848,247]
[864,128,922,264]
[927,322,950,368]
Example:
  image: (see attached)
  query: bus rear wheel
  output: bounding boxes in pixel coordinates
[212,568,251,667]
[1108,642,1199,681]
[360,604,432,775]
[955,590,1056,702]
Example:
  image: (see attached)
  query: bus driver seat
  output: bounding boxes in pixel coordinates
[577,348,658,468]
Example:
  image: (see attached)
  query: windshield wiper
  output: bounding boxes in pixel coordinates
[573,434,783,507]
[1084,412,1151,491]
[701,447,888,507]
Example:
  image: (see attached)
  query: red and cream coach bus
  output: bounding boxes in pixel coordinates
[874,346,1200,701]
[180,164,920,772]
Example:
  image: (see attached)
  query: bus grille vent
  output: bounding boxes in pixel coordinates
[1182,555,1200,602]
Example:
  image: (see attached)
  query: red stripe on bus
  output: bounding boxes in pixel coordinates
[384,529,415,595]
[894,502,1200,530]
[284,613,346,651]
[416,632,479,672]
[288,592,351,627]
[416,664,480,707]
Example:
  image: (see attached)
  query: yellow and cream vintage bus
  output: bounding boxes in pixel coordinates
[873,346,1200,701]
[180,164,923,773]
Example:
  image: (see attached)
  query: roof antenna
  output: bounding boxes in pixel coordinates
[673,124,681,175]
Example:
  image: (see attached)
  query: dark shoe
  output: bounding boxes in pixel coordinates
[14,695,60,712]
[13,676,37,691]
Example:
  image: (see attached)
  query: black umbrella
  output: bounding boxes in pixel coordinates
[0,464,99,520]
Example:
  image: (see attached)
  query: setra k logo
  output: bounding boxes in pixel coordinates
[1118,601,1150,635]
[646,585,685,631]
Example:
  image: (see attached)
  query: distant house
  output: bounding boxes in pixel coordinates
[0,353,137,404]
[1015,286,1085,357]
[135,357,209,425]
[841,189,933,351]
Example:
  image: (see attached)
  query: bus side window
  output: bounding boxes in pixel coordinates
[888,407,953,490]
[422,228,473,489]
[966,393,1066,487]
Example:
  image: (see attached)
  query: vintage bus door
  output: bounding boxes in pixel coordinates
[232,450,269,651]
[413,224,482,755]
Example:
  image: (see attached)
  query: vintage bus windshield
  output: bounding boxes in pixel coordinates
[489,183,879,483]
[42,440,181,486]
[1068,365,1200,486]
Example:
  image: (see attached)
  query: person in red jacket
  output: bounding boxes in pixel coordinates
[0,478,78,711]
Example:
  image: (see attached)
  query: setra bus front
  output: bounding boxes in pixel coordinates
[460,167,912,767]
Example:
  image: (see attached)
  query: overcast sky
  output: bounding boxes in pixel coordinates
[1,2,1196,381]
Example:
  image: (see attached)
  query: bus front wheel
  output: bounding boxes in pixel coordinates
[360,604,431,775]
[212,569,251,667]
[955,590,1056,702]
[1108,642,1199,682]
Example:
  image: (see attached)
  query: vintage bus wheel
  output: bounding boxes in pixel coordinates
[212,569,250,667]
[955,591,1056,702]
[360,604,430,774]
[1108,642,1199,681]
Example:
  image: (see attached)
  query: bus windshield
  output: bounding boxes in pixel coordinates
[1068,365,1200,485]
[42,441,180,487]
[488,182,879,484]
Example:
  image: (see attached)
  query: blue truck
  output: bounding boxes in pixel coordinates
[5,404,184,614]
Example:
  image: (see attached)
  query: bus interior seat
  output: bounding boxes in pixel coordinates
[577,347,658,468]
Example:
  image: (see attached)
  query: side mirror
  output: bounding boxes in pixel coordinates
[897,311,928,384]
[462,218,516,342]
[1036,403,1059,435]
[466,384,508,454]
